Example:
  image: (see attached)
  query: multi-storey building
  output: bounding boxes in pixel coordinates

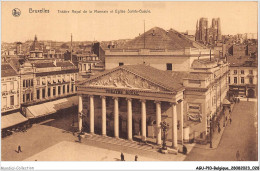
[195,18,222,45]
[29,35,44,59]
[228,57,257,97]
[1,63,28,132]
[76,53,100,73]
[77,27,229,147]
[19,60,79,106]
[1,63,20,113]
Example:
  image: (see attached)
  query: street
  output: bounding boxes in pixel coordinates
[184,101,258,161]
[1,101,257,161]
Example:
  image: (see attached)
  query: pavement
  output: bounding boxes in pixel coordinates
[184,100,258,161]
[2,100,257,161]
[24,141,157,161]
[1,112,188,161]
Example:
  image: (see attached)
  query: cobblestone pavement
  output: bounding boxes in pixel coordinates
[184,101,258,161]
[2,112,187,161]
[24,141,158,161]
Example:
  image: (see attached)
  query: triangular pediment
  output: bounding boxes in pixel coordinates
[79,68,173,92]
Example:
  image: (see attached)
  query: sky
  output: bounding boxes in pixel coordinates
[1,1,258,43]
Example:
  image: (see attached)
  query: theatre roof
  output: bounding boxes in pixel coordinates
[114,27,205,50]
[191,58,218,69]
[78,64,185,93]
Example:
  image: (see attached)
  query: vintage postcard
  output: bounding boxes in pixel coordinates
[1,0,258,170]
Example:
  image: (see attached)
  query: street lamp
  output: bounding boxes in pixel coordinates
[210,117,213,148]
[160,121,169,151]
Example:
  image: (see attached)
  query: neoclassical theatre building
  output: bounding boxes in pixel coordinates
[76,27,229,148]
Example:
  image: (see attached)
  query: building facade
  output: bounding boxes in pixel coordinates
[1,63,20,113]
[77,65,185,149]
[228,62,257,98]
[76,27,229,145]
[77,53,100,73]
[19,60,79,106]
[29,35,44,59]
[195,17,222,45]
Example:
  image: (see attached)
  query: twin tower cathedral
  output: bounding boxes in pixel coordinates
[195,18,222,45]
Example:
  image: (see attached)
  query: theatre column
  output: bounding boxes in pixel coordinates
[172,103,178,149]
[89,95,94,134]
[179,100,184,145]
[155,101,162,145]
[101,96,106,136]
[141,99,146,141]
[78,95,83,132]
[127,98,132,140]
[113,97,119,138]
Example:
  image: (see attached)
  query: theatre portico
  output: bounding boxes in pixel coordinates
[77,64,185,149]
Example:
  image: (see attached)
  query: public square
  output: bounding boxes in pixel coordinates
[1,100,258,161]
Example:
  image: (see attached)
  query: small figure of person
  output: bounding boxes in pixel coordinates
[229,117,232,124]
[183,145,187,155]
[247,97,249,102]
[238,98,240,103]
[229,108,231,113]
[121,152,125,161]
[17,145,22,153]
[78,134,81,143]
[135,155,138,161]
[236,150,240,161]
[218,126,221,133]
[72,117,75,126]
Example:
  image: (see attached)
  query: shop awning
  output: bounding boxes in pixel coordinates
[1,112,28,129]
[26,96,78,118]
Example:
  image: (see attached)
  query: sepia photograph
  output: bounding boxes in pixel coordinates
[0,0,259,170]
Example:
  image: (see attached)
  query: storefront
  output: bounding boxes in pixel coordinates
[77,64,185,149]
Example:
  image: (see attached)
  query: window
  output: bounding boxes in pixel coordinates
[234,70,237,74]
[166,63,172,71]
[37,89,40,99]
[249,70,253,74]
[10,95,14,105]
[58,86,61,95]
[42,89,45,98]
[23,80,26,87]
[249,78,253,84]
[241,70,244,74]
[2,97,7,108]
[53,87,56,96]
[31,79,33,86]
[228,77,230,84]
[71,84,74,92]
[37,79,40,85]
[67,85,70,93]
[234,77,237,84]
[119,62,124,66]
[10,82,14,90]
[241,77,244,84]
[26,93,30,101]
[31,93,33,100]
[63,85,66,94]
[23,94,25,102]
[48,88,51,97]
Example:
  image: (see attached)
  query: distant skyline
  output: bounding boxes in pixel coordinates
[2,1,258,43]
